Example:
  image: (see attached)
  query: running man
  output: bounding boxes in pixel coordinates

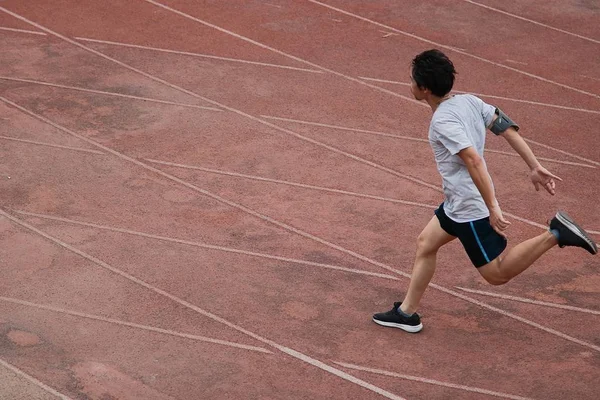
[373,49,598,333]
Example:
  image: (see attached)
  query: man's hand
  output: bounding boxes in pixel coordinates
[530,166,562,195]
[489,204,510,238]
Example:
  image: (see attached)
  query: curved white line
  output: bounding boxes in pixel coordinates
[358,76,600,115]
[2,98,599,353]
[0,6,440,194]
[0,26,46,35]
[1,6,597,236]
[0,296,273,354]
[307,0,600,100]
[335,362,535,400]
[14,209,400,281]
[455,287,600,315]
[486,150,596,169]
[0,209,405,400]
[74,36,325,74]
[0,76,222,111]
[139,1,600,174]
[0,358,73,400]
[462,0,600,45]
[145,158,438,209]
[0,135,105,155]
[260,115,597,169]
[261,114,429,142]
[1,8,598,352]
[524,138,600,167]
[139,0,422,106]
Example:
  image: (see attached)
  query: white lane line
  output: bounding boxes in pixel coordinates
[505,59,528,66]
[446,45,467,52]
[335,362,535,400]
[307,0,600,100]
[484,149,596,169]
[0,136,105,155]
[3,100,598,355]
[145,158,438,209]
[0,76,222,111]
[74,36,324,74]
[358,76,600,115]
[359,78,600,167]
[501,214,599,237]
[261,114,429,142]
[139,1,600,172]
[260,115,597,169]
[462,0,600,45]
[14,210,400,281]
[0,209,405,400]
[523,138,600,167]
[0,26,46,35]
[0,358,73,400]
[3,10,597,349]
[140,0,423,106]
[4,10,598,240]
[455,287,600,316]
[430,283,600,352]
[0,6,439,194]
[581,75,600,83]
[0,296,272,354]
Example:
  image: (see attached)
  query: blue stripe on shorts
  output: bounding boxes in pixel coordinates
[435,203,507,268]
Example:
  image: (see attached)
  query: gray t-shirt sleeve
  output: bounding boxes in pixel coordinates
[481,100,496,128]
[432,118,473,155]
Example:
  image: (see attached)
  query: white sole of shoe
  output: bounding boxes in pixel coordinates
[556,212,598,254]
[372,318,423,333]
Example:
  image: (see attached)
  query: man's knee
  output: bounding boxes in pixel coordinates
[478,258,511,285]
[416,232,441,256]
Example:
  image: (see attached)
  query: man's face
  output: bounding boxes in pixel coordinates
[410,75,426,100]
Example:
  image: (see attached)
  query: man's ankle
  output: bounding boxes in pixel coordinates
[399,303,416,316]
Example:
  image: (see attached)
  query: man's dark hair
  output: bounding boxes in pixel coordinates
[411,49,456,97]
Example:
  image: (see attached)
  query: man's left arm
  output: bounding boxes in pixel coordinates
[488,111,562,195]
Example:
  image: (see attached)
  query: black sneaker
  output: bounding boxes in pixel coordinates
[550,211,597,255]
[372,302,423,333]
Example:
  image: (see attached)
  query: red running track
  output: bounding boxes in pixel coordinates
[0,1,599,399]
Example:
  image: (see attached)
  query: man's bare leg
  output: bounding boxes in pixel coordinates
[372,215,455,332]
[400,216,456,315]
[478,231,557,285]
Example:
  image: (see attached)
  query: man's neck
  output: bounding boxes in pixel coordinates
[427,94,452,112]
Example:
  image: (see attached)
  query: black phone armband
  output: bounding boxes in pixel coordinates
[490,108,519,135]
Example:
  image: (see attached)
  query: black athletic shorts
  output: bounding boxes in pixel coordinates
[435,203,507,268]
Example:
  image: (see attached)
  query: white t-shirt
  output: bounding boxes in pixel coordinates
[428,94,496,223]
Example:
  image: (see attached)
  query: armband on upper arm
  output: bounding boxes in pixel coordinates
[490,108,519,135]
